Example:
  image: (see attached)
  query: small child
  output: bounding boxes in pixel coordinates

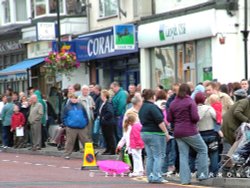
[209,94,224,138]
[117,114,144,177]
[11,105,25,148]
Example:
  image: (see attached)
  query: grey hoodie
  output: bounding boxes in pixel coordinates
[197,104,216,132]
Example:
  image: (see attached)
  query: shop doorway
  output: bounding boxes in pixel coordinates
[126,70,140,88]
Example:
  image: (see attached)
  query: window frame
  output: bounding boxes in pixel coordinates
[33,0,66,19]
[98,0,118,19]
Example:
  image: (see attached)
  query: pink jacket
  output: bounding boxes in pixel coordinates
[130,122,144,149]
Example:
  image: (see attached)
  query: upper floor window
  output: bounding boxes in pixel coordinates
[33,0,65,18]
[99,0,118,18]
[1,0,29,24]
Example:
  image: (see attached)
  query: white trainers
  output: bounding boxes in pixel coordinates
[129,172,144,177]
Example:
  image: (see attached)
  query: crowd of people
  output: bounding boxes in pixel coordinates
[1,78,250,185]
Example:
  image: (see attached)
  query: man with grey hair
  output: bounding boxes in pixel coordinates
[78,85,95,142]
[28,94,43,151]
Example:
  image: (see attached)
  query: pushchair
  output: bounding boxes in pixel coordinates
[219,122,250,178]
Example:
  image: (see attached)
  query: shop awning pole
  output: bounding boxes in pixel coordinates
[56,0,61,51]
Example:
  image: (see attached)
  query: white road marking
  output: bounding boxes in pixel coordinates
[12,161,18,163]
[61,166,70,169]
[2,160,10,162]
[47,165,56,167]
[35,163,43,166]
[24,162,32,165]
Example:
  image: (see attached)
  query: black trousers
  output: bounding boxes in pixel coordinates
[101,124,115,153]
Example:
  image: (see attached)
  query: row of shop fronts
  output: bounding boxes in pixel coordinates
[0,7,243,94]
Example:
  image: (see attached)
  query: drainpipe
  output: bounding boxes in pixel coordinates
[242,0,249,79]
[56,0,61,51]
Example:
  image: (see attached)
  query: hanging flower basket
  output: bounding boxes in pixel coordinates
[44,50,80,80]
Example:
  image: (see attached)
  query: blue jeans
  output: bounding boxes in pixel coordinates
[2,126,11,147]
[162,138,177,173]
[202,135,219,175]
[176,134,208,184]
[114,116,123,144]
[141,133,166,183]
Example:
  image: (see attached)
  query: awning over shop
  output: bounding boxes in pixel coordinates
[0,57,45,80]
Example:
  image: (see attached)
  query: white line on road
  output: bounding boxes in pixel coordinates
[35,163,43,166]
[2,160,10,162]
[61,166,70,169]
[47,165,56,167]
[24,162,32,165]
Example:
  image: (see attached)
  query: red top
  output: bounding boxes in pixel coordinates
[211,102,222,125]
[11,112,25,130]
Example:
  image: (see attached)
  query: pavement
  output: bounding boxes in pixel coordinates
[1,145,250,188]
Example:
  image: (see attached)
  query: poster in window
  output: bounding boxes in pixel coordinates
[113,24,135,50]
[203,67,213,81]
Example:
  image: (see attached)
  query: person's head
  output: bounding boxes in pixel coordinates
[62,89,68,98]
[19,91,25,99]
[209,94,220,105]
[94,85,102,95]
[49,86,58,96]
[68,85,75,93]
[177,83,191,98]
[89,83,95,93]
[81,85,89,96]
[13,105,20,113]
[124,114,137,132]
[110,81,120,93]
[205,82,218,97]
[73,83,81,92]
[131,96,142,110]
[142,89,155,102]
[68,93,78,104]
[194,92,206,105]
[186,81,194,92]
[156,90,167,101]
[2,95,7,103]
[234,89,248,101]
[128,84,136,94]
[240,79,249,91]
[156,84,164,91]
[29,95,38,104]
[232,82,241,92]
[28,87,34,96]
[136,84,141,93]
[101,90,110,102]
[12,92,19,101]
[172,83,180,94]
[219,84,229,95]
[21,95,27,102]
[6,96,12,103]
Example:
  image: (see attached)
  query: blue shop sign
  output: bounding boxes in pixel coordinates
[75,28,138,61]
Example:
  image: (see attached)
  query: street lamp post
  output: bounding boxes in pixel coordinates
[56,0,61,51]
[242,0,249,80]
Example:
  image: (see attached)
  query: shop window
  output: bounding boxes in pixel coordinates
[177,44,184,82]
[151,46,175,89]
[99,0,118,18]
[184,41,196,84]
[197,38,212,82]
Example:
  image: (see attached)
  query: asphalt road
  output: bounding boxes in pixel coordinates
[0,152,213,188]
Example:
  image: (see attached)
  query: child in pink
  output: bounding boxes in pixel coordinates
[129,118,144,177]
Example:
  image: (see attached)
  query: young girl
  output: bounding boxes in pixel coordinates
[11,105,26,148]
[117,114,144,177]
[209,94,224,138]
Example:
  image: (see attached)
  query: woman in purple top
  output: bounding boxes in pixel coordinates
[167,83,208,185]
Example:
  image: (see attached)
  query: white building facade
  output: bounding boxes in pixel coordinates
[138,0,249,89]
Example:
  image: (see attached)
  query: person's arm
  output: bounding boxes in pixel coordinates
[233,100,249,122]
[190,101,200,123]
[208,106,216,120]
[159,122,170,141]
[117,92,127,116]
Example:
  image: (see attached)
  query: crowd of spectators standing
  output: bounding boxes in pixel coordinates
[1,78,250,185]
